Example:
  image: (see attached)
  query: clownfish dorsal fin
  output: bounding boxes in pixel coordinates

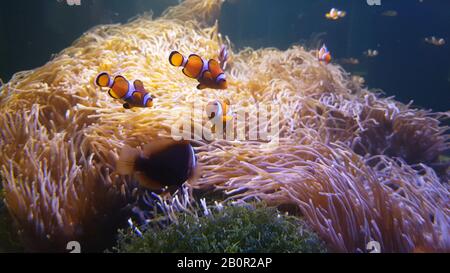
[208,59,222,78]
[133,80,145,92]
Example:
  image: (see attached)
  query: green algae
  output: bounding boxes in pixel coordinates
[113,204,328,253]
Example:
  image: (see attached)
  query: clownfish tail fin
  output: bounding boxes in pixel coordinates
[95,72,111,88]
[169,51,185,67]
[116,146,140,175]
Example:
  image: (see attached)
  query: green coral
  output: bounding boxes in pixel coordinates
[113,204,327,253]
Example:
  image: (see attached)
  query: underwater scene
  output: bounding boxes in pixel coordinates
[0,0,449,254]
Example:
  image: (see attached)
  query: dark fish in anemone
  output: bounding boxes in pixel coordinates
[116,139,198,192]
[95,72,154,109]
[169,48,228,90]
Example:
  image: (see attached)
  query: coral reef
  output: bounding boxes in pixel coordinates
[0,0,448,252]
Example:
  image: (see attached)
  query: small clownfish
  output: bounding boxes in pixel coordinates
[206,99,233,123]
[169,50,227,90]
[206,99,233,133]
[116,139,198,192]
[326,8,346,20]
[317,44,332,64]
[95,72,154,109]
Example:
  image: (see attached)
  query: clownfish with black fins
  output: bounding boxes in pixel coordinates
[116,139,198,192]
[317,44,332,64]
[168,47,228,90]
[95,72,154,109]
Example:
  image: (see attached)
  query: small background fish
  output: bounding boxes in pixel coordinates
[381,10,398,17]
[424,36,445,46]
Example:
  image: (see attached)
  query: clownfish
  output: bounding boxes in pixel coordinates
[317,44,332,64]
[169,50,228,90]
[206,99,233,122]
[326,8,346,20]
[206,99,233,133]
[116,139,198,192]
[95,72,154,109]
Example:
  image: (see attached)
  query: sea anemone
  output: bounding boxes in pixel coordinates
[0,0,448,252]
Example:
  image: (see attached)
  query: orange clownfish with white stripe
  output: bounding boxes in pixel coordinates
[206,99,233,123]
[95,72,154,109]
[168,46,228,90]
[205,99,233,133]
[317,44,332,64]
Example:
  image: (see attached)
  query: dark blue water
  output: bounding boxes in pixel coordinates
[1,0,449,111]
[221,0,450,112]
